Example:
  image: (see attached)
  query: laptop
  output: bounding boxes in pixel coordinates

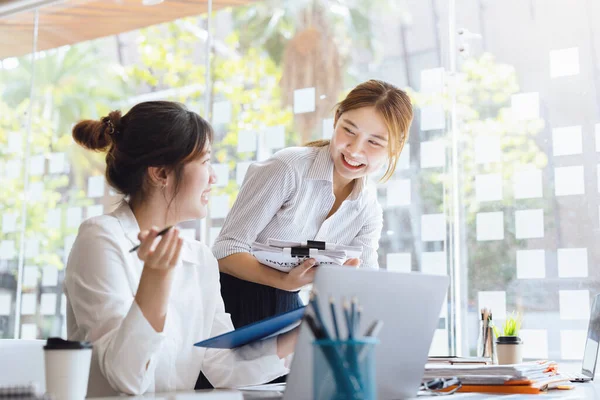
[283,266,449,399]
[560,293,600,383]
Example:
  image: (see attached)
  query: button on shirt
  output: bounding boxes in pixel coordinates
[64,202,287,396]
[213,144,383,268]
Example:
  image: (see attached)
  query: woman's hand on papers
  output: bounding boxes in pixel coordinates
[343,258,361,268]
[137,226,184,271]
[276,326,300,359]
[281,258,317,291]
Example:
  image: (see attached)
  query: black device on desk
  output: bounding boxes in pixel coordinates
[561,293,600,383]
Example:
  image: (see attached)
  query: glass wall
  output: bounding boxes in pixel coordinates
[2,0,599,365]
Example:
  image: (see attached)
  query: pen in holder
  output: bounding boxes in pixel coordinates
[477,308,497,364]
[313,338,378,400]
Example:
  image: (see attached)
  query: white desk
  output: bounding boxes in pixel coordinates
[88,381,600,400]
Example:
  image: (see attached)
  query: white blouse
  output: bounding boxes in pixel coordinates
[213,144,383,268]
[64,202,287,396]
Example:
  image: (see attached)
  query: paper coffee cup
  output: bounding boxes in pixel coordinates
[496,336,523,365]
[44,337,92,400]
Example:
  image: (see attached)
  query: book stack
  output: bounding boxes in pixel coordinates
[423,361,571,394]
[252,239,362,272]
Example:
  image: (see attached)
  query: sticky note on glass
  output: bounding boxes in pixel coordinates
[5,159,21,179]
[475,174,503,202]
[46,209,62,230]
[322,118,334,139]
[521,330,548,359]
[422,252,447,276]
[421,214,445,242]
[560,330,586,360]
[48,153,66,174]
[478,291,507,319]
[555,166,585,196]
[264,125,285,149]
[516,249,545,279]
[515,209,544,239]
[66,207,82,228]
[21,324,37,340]
[559,290,590,320]
[61,294,67,316]
[212,164,229,188]
[236,162,252,186]
[474,136,501,164]
[87,176,105,198]
[237,130,257,153]
[0,293,11,316]
[210,195,230,219]
[386,253,411,273]
[429,329,449,356]
[86,205,104,219]
[420,68,445,94]
[21,293,37,315]
[42,266,59,287]
[23,266,38,288]
[511,92,540,121]
[213,101,232,125]
[29,155,45,176]
[476,212,504,241]
[294,87,316,114]
[25,239,40,258]
[420,104,445,131]
[387,179,411,207]
[513,168,543,199]
[29,182,44,202]
[0,240,16,260]
[7,133,21,153]
[40,293,57,316]
[552,126,582,156]
[558,248,588,278]
[2,213,18,233]
[550,47,580,78]
[420,140,445,168]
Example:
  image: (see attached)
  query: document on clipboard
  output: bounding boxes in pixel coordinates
[193,306,306,349]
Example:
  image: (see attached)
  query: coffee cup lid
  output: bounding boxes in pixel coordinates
[44,337,92,350]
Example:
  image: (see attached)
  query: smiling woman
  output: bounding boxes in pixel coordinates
[213,79,414,329]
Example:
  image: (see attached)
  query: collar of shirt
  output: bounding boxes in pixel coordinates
[306,144,366,201]
[111,200,201,264]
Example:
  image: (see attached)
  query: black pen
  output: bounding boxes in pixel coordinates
[129,226,173,253]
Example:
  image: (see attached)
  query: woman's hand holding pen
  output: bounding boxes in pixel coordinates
[281,258,318,292]
[137,226,184,271]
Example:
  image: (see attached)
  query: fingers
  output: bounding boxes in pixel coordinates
[298,258,317,273]
[137,227,158,260]
[153,227,177,263]
[344,258,361,268]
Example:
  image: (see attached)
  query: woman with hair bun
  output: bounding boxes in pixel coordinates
[64,101,295,396]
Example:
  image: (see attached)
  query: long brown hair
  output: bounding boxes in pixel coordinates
[72,101,213,207]
[306,79,413,181]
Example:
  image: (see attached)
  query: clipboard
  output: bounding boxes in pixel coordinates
[194,306,306,349]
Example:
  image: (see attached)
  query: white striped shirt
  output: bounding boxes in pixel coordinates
[212,144,383,269]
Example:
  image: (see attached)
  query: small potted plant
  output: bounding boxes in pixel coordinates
[494,311,523,365]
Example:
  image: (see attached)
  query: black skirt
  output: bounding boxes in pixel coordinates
[220,272,303,328]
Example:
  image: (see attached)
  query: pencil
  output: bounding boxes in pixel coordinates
[129,225,173,252]
[329,296,341,340]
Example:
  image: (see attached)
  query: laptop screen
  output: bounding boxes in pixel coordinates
[581,294,600,377]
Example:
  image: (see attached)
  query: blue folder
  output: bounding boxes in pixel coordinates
[194,306,306,349]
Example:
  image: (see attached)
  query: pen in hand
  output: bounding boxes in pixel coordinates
[129,225,174,253]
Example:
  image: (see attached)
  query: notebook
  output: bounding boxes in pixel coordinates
[193,306,306,349]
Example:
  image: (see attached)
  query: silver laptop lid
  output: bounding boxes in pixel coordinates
[284,266,449,399]
[581,293,600,379]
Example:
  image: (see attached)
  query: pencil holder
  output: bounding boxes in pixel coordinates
[313,338,378,400]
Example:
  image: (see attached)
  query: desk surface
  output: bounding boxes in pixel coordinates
[88,381,600,400]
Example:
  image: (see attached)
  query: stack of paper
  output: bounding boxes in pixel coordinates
[252,238,362,272]
[423,361,571,394]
